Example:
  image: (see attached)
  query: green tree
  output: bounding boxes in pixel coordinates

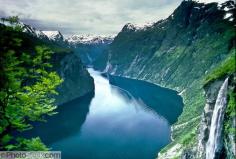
[6,16,20,24]
[0,25,63,150]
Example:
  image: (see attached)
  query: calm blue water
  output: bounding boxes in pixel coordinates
[24,68,183,159]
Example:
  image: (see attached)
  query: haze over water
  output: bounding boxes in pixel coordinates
[25,69,183,159]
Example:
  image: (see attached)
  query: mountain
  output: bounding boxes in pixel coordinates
[42,31,64,42]
[0,19,67,43]
[0,20,49,40]
[67,34,114,45]
[121,22,154,32]
[99,0,235,158]
[66,34,115,66]
[0,18,114,70]
[51,51,94,105]
[1,0,234,157]
[0,20,94,105]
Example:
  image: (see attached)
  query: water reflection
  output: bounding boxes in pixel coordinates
[23,92,94,145]
[50,69,171,159]
[24,68,183,159]
[107,74,183,124]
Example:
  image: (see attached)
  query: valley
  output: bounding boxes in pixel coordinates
[0,0,235,159]
[23,69,183,159]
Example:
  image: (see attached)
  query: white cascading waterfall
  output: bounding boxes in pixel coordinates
[206,77,229,159]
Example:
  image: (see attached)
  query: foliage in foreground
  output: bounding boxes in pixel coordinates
[0,18,63,150]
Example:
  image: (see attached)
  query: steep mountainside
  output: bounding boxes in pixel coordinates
[0,20,113,70]
[0,22,94,105]
[102,0,235,158]
[52,52,94,105]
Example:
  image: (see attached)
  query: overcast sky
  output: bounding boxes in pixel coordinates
[0,0,227,36]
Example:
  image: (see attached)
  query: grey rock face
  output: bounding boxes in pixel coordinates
[54,53,94,105]
[206,78,229,159]
[197,80,224,158]
[181,148,197,159]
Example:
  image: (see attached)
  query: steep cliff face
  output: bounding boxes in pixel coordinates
[0,23,95,105]
[197,75,235,159]
[52,52,94,105]
[197,80,225,158]
[100,0,235,158]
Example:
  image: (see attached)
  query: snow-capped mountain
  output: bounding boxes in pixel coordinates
[0,19,115,46]
[66,34,115,45]
[42,31,64,42]
[0,19,113,45]
[0,20,49,39]
[21,24,48,39]
[122,0,235,33]
[122,22,154,32]
[0,20,66,42]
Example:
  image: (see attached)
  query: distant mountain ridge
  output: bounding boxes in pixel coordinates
[66,34,115,45]
[66,34,114,66]
[0,19,114,46]
[1,19,115,69]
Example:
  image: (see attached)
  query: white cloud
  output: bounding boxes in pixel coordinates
[0,0,228,36]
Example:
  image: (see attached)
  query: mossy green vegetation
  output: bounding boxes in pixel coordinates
[205,52,235,86]
[225,88,236,135]
[180,127,197,147]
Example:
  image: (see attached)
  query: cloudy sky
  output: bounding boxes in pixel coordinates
[0,0,226,36]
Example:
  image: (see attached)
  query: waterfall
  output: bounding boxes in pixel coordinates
[206,77,229,159]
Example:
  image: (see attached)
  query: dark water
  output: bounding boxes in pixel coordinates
[108,74,183,124]
[24,68,183,159]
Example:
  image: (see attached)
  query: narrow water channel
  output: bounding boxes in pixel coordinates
[24,68,183,159]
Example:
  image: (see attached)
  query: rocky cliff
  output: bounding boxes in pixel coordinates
[0,22,95,105]
[52,52,94,105]
[99,0,235,158]
[197,79,225,158]
[197,76,235,159]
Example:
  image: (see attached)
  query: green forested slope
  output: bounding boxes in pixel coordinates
[106,1,235,157]
[0,21,94,150]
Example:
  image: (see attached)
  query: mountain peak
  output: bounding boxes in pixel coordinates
[42,31,64,41]
[122,22,154,32]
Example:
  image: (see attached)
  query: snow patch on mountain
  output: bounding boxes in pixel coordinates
[195,0,228,4]
[0,20,49,39]
[224,12,233,19]
[42,31,64,41]
[66,34,115,45]
[123,22,154,32]
[218,0,235,10]
[194,0,235,12]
